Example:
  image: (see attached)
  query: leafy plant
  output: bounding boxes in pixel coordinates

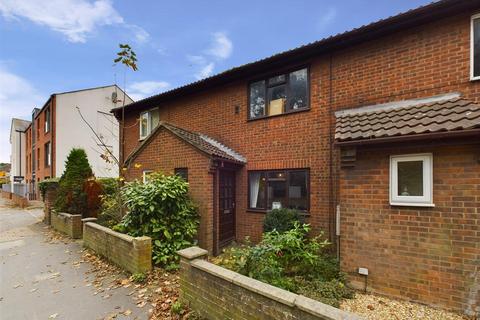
[119,172,199,268]
[263,208,304,233]
[96,177,124,228]
[131,272,146,283]
[54,148,93,215]
[38,178,59,200]
[296,278,354,308]
[171,301,183,315]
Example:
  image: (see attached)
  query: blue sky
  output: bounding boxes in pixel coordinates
[0,0,432,162]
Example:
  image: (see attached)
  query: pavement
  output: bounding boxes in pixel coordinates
[0,199,149,320]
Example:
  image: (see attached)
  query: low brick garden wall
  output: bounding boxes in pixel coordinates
[1,190,12,199]
[178,247,361,320]
[51,211,83,239]
[83,220,152,274]
[11,193,29,208]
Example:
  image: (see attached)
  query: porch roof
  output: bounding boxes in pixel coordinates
[335,94,480,145]
[124,122,247,166]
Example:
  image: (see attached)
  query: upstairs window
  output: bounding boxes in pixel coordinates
[139,108,160,140]
[390,154,433,207]
[248,169,309,212]
[44,142,51,167]
[174,168,188,182]
[249,67,309,119]
[472,14,480,80]
[45,107,50,133]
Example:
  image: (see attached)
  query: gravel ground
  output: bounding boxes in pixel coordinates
[340,293,468,320]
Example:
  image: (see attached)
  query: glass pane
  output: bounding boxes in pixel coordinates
[287,68,308,111]
[267,84,286,116]
[249,81,266,118]
[140,113,148,137]
[397,161,423,196]
[267,171,287,210]
[288,171,308,211]
[268,74,286,86]
[150,109,160,130]
[249,172,266,209]
[474,19,480,77]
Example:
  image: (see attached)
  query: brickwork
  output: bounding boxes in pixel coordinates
[43,185,58,225]
[83,221,152,274]
[11,193,29,208]
[1,191,12,200]
[177,247,360,320]
[339,143,480,315]
[51,211,82,239]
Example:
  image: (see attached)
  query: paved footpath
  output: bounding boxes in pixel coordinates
[0,199,148,320]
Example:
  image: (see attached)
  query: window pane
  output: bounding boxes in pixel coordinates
[249,172,266,209]
[397,161,423,196]
[249,81,266,118]
[140,113,149,138]
[174,168,188,181]
[287,68,308,111]
[474,18,480,77]
[268,74,285,86]
[267,171,287,209]
[288,171,308,211]
[150,109,160,130]
[267,84,286,116]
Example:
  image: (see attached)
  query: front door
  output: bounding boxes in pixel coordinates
[219,170,235,246]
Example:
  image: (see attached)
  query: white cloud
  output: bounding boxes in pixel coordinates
[187,32,233,80]
[0,65,44,162]
[206,32,233,60]
[0,0,148,43]
[127,81,170,101]
[317,7,337,30]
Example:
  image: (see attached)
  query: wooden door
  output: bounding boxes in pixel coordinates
[219,170,235,246]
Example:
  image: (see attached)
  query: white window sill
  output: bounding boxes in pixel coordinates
[470,76,480,82]
[390,202,435,207]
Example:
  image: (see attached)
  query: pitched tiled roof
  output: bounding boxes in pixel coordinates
[125,122,246,166]
[335,97,480,143]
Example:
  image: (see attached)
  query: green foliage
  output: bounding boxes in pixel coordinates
[97,177,118,195]
[263,208,304,233]
[114,44,138,71]
[215,223,353,307]
[171,301,183,315]
[119,172,199,268]
[38,178,59,199]
[96,178,123,228]
[131,272,146,283]
[54,148,93,215]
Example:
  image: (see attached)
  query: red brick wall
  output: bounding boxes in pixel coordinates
[339,143,480,315]
[124,128,215,252]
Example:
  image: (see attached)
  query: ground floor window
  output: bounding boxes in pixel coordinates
[174,168,188,181]
[248,169,309,212]
[142,170,153,183]
[390,153,433,206]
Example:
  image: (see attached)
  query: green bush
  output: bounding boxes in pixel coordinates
[54,148,93,215]
[38,178,59,200]
[215,223,353,307]
[119,172,199,268]
[96,177,123,228]
[263,208,304,233]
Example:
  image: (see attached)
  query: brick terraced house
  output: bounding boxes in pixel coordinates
[114,0,480,315]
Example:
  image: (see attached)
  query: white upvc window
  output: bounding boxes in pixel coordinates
[390,153,434,207]
[142,170,153,183]
[139,108,160,140]
[471,14,480,80]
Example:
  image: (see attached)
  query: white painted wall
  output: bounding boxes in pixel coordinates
[55,85,133,178]
[9,119,29,186]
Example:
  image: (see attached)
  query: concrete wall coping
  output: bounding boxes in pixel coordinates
[85,221,136,243]
[189,258,362,320]
[178,246,208,260]
[81,217,98,223]
[57,211,82,218]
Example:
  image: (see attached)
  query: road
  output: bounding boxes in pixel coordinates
[0,199,148,320]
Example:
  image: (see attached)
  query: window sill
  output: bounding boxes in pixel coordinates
[247,107,310,122]
[390,202,435,207]
[247,209,310,216]
[470,76,480,82]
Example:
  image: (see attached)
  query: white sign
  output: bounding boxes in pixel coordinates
[272,202,282,210]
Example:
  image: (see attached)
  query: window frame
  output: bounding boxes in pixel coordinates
[45,107,50,133]
[389,153,434,207]
[44,142,51,168]
[471,13,480,80]
[247,66,310,121]
[174,168,188,182]
[142,170,153,183]
[247,168,310,213]
[139,107,160,140]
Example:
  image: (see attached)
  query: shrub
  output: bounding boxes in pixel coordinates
[131,272,146,283]
[171,301,183,315]
[120,172,199,268]
[263,208,304,233]
[296,278,355,308]
[54,149,93,215]
[38,178,59,200]
[96,178,123,228]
